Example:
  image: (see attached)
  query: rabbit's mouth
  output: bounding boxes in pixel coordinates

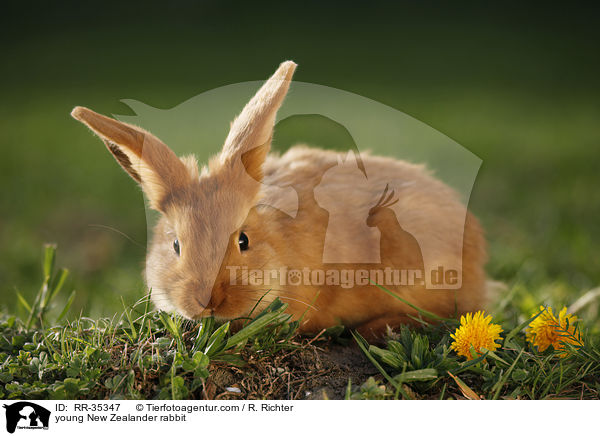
[192,289,226,319]
[193,307,214,319]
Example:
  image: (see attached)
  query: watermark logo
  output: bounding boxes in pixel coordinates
[3,402,50,433]
[226,266,459,288]
[92,66,482,314]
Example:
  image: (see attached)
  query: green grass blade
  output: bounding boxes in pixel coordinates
[370,281,453,322]
[453,351,488,374]
[394,368,438,383]
[204,322,230,356]
[345,379,352,400]
[42,244,57,279]
[491,348,524,400]
[193,317,215,353]
[56,290,76,322]
[503,310,546,346]
[121,297,138,341]
[226,303,289,349]
[15,290,32,313]
[48,268,69,304]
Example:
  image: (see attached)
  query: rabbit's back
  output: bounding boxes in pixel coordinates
[258,145,487,331]
[262,145,474,260]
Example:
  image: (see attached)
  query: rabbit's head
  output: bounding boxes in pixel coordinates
[72,61,296,319]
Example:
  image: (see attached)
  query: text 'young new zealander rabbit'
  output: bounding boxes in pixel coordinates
[71,61,488,339]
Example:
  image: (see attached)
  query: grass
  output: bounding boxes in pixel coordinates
[1,246,599,400]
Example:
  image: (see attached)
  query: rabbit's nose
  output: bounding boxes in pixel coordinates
[204,285,226,310]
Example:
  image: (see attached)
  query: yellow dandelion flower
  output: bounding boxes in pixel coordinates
[526,306,583,356]
[450,311,503,360]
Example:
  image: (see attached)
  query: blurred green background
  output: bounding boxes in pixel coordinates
[1,1,599,321]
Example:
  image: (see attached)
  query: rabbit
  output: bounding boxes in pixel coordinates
[71,61,488,340]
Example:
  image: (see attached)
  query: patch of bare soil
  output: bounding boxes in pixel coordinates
[202,338,379,400]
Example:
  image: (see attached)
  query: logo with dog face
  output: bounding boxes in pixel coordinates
[2,402,50,433]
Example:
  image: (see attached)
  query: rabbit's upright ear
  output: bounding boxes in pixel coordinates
[71,107,195,211]
[219,61,296,182]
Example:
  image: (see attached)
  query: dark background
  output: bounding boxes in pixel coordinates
[1,1,599,321]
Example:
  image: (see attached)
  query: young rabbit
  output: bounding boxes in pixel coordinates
[71,61,488,339]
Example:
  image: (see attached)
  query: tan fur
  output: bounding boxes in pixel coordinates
[72,61,488,340]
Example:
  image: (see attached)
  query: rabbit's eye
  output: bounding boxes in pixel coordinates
[173,239,180,256]
[238,232,249,251]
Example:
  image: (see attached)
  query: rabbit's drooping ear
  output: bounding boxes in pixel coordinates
[219,61,296,182]
[71,107,195,211]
